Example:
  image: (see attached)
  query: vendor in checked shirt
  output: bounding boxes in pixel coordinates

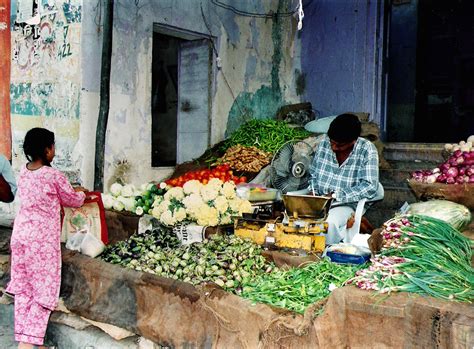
[309,113,381,245]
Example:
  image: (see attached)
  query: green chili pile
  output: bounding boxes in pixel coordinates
[240,259,362,314]
[220,119,312,154]
[350,215,474,302]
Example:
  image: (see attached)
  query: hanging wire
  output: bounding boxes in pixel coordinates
[93,0,102,30]
[200,2,245,116]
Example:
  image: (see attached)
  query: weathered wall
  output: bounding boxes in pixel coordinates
[87,0,302,189]
[300,0,382,123]
[9,0,82,182]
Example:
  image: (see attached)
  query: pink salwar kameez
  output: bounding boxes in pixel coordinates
[7,165,85,345]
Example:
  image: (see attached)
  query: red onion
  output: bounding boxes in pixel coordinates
[446,177,456,184]
[454,150,462,157]
[456,176,465,184]
[469,175,474,183]
[439,163,450,173]
[459,167,466,175]
[456,156,465,165]
[467,167,474,176]
[436,174,447,183]
[446,167,459,178]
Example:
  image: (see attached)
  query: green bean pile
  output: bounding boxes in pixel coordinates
[221,119,312,154]
[240,259,362,314]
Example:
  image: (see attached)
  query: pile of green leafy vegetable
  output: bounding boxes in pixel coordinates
[240,259,362,314]
[220,119,312,154]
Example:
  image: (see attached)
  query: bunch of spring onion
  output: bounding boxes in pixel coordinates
[240,258,362,314]
[105,233,276,290]
[349,215,474,302]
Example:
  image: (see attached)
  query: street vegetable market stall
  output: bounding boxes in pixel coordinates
[51,124,474,347]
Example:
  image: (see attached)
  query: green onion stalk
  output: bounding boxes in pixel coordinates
[350,214,474,302]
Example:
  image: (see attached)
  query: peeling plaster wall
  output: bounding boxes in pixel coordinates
[8,0,303,191]
[10,0,82,182]
[93,0,302,188]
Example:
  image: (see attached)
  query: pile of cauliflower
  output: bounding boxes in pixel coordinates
[151,178,252,227]
[101,182,152,213]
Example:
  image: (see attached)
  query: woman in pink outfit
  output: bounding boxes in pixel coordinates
[6,128,86,349]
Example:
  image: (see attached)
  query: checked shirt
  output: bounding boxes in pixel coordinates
[309,135,379,204]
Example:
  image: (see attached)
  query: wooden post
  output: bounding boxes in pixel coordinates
[0,0,11,160]
[94,0,114,191]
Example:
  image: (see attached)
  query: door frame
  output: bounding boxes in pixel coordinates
[152,23,216,165]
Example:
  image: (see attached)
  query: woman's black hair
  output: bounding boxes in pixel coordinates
[327,113,362,143]
[23,127,55,166]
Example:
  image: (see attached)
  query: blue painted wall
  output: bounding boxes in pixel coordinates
[300,0,382,123]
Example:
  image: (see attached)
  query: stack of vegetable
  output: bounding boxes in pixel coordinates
[240,259,361,314]
[104,233,276,290]
[220,119,312,154]
[101,224,180,266]
[102,182,156,214]
[411,135,474,184]
[350,215,474,302]
[444,135,474,153]
[217,145,272,172]
[165,164,246,187]
[150,179,253,226]
[406,200,471,231]
[134,182,168,215]
[411,149,474,184]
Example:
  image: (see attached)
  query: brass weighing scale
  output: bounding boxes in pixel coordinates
[235,194,332,252]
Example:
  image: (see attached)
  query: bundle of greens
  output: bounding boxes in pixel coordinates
[240,259,362,314]
[220,119,312,154]
[350,215,474,302]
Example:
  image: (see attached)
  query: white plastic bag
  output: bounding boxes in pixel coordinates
[80,231,105,258]
[65,230,86,252]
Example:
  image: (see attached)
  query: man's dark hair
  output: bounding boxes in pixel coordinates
[327,113,361,143]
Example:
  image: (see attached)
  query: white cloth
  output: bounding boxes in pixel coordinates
[325,205,355,245]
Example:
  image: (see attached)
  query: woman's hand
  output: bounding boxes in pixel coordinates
[74,186,88,193]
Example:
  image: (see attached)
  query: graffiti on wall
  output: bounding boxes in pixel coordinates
[10,0,82,175]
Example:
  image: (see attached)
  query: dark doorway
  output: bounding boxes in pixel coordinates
[415,0,474,143]
[386,0,474,143]
[152,33,180,167]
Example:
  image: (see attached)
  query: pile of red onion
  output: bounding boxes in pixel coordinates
[411,150,474,184]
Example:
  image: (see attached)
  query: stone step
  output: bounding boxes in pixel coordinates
[384,142,445,163]
[365,208,398,228]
